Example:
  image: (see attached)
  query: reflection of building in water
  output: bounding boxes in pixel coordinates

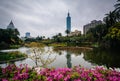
[68,30,81,36]
[66,51,72,68]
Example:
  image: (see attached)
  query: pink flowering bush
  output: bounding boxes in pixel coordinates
[0,64,46,81]
[0,64,120,81]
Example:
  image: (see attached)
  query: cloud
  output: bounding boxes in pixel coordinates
[0,0,116,37]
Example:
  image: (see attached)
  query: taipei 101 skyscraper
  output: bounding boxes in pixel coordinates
[66,12,71,32]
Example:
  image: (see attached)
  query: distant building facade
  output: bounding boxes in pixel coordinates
[83,20,103,35]
[7,21,16,29]
[66,12,71,32]
[68,30,81,36]
[25,32,31,38]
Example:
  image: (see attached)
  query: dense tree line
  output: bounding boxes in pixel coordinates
[51,33,85,46]
[0,28,22,49]
[86,0,120,49]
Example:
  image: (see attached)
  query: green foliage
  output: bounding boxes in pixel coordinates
[84,48,120,68]
[105,11,117,28]
[25,36,44,43]
[0,51,27,61]
[106,27,120,40]
[9,45,21,49]
[86,24,107,43]
[0,41,9,49]
[50,43,67,47]
[65,29,70,35]
[25,42,45,47]
[51,34,87,47]
[85,0,120,49]
[0,28,22,49]
[41,39,53,46]
[71,72,80,80]
[103,22,120,48]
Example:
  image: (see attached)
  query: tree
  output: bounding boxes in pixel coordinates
[114,0,120,13]
[29,47,57,67]
[105,11,116,28]
[114,0,120,22]
[104,22,120,48]
[0,28,22,45]
[86,24,107,43]
[36,36,42,41]
[58,33,62,37]
[65,29,70,37]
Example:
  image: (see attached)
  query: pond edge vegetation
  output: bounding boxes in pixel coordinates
[0,51,27,63]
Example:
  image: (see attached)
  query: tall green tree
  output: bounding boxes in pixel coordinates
[0,28,22,45]
[114,0,120,12]
[104,22,120,48]
[105,11,116,28]
[65,29,70,37]
[86,24,107,43]
[114,0,120,22]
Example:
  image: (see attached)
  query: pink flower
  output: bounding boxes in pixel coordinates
[64,75,70,81]
[2,79,8,81]
[58,74,63,80]
[74,79,81,81]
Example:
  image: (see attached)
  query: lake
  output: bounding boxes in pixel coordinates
[0,47,120,69]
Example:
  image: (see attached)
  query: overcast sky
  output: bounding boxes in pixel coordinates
[0,0,116,37]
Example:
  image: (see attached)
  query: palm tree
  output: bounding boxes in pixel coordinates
[58,33,62,37]
[105,11,116,27]
[114,0,120,22]
[114,0,120,12]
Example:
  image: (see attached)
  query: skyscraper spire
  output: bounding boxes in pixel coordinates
[68,11,70,17]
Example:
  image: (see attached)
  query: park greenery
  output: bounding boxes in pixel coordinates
[0,28,22,49]
[0,51,27,62]
[23,0,120,49]
[0,1,120,50]
[0,1,120,81]
[86,0,120,49]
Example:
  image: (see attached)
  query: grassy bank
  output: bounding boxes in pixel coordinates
[49,43,67,47]
[0,51,27,62]
[24,42,45,47]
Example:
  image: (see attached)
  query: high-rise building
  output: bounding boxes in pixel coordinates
[7,20,16,29]
[83,20,103,35]
[25,32,30,38]
[66,12,71,32]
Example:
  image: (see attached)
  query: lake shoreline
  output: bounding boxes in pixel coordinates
[54,46,93,50]
[0,51,27,63]
[0,57,27,64]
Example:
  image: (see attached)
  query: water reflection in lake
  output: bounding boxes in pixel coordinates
[83,48,120,68]
[66,51,72,68]
[0,47,120,68]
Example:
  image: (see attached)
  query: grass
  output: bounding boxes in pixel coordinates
[24,42,45,47]
[49,43,67,47]
[0,51,27,61]
[9,45,21,49]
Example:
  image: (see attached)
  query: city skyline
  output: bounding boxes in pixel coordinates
[0,0,116,37]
